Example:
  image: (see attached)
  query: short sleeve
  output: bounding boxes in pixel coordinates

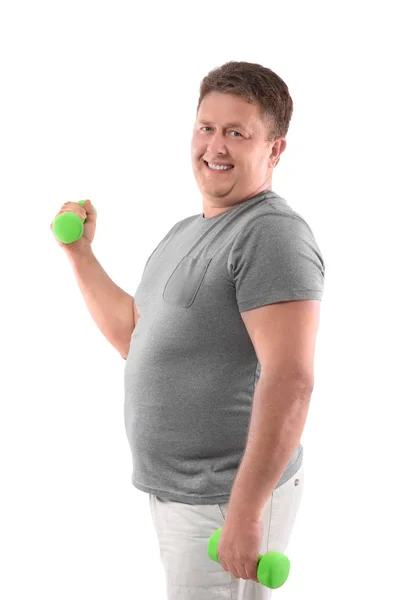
[227,214,325,312]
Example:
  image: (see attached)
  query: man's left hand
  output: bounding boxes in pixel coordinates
[217,513,263,583]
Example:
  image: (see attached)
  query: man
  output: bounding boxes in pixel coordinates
[52,61,325,600]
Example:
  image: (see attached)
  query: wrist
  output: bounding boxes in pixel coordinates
[65,245,94,263]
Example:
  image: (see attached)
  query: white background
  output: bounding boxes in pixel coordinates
[1,1,399,598]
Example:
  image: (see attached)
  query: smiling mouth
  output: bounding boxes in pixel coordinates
[204,160,234,172]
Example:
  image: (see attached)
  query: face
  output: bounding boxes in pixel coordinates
[191,92,286,217]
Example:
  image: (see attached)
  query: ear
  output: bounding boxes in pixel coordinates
[270,138,286,168]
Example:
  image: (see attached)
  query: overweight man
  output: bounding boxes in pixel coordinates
[52,60,325,600]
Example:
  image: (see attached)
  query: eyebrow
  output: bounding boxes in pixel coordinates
[198,120,247,131]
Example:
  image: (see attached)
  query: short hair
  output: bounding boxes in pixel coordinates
[197,61,293,141]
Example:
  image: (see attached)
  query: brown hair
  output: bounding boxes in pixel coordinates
[197,61,293,141]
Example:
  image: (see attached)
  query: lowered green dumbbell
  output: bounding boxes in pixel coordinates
[208,527,290,589]
[52,200,97,244]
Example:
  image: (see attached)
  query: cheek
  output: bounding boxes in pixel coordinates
[241,155,261,174]
[192,151,203,169]
[191,145,201,162]
[191,134,202,153]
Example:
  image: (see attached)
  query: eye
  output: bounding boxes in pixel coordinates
[201,126,212,132]
[230,131,242,138]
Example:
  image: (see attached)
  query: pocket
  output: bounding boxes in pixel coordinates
[163,255,212,308]
[275,466,304,499]
[215,501,229,522]
[148,494,157,531]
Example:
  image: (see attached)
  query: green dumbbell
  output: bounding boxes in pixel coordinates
[52,200,97,244]
[208,527,290,589]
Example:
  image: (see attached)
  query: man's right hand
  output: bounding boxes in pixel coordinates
[50,199,97,254]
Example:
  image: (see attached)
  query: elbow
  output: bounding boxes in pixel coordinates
[120,344,130,360]
[118,340,131,361]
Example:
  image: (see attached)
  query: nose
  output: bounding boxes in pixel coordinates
[207,131,228,156]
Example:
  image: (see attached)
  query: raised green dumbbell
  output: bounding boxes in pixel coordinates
[52,200,97,244]
[208,527,290,589]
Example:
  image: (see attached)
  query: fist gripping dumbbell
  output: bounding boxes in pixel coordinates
[208,527,290,589]
[52,199,97,244]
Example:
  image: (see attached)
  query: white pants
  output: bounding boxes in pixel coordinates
[148,465,304,600]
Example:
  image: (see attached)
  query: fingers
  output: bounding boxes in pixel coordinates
[83,199,96,220]
[220,559,245,580]
[244,562,258,582]
[220,560,258,582]
[52,202,87,223]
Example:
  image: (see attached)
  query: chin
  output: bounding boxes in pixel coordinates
[205,187,233,199]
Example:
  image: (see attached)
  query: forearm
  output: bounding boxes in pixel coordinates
[227,374,312,521]
[66,247,135,357]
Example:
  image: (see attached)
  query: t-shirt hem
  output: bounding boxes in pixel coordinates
[237,291,322,312]
[133,480,233,504]
[131,447,303,504]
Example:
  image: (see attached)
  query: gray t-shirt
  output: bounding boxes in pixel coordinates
[124,190,325,505]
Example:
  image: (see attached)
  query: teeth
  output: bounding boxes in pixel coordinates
[208,162,233,170]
